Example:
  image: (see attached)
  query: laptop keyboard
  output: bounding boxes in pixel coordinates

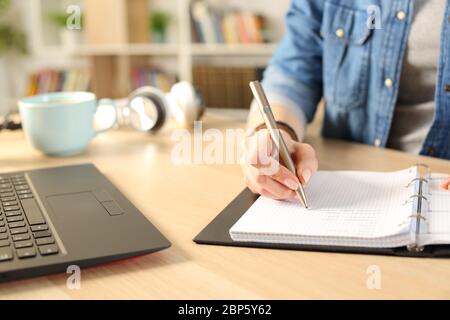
[0,174,59,262]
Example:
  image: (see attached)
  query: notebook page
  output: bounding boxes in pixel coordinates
[421,174,450,245]
[230,168,417,247]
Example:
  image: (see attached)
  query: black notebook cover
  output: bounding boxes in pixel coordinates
[194,188,450,257]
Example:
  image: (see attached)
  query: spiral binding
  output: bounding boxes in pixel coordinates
[404,163,432,252]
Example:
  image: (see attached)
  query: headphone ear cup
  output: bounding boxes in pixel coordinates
[128,87,168,133]
[145,94,166,132]
[169,81,203,127]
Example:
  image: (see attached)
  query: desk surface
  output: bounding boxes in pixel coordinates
[0,109,449,299]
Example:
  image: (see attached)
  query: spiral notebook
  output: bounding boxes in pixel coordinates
[229,164,450,253]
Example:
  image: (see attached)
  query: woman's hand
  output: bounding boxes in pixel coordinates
[241,128,318,200]
[441,176,450,191]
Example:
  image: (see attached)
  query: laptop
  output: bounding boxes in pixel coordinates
[0,163,170,282]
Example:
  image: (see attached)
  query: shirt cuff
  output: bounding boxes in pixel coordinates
[247,93,307,142]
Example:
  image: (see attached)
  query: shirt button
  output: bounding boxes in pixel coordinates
[428,147,436,156]
[397,11,406,20]
[445,84,450,92]
[374,138,382,147]
[335,28,345,38]
[384,78,393,87]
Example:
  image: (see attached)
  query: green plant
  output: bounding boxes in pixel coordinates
[47,12,84,29]
[149,11,171,33]
[0,0,11,15]
[0,0,27,54]
[0,25,26,54]
[47,12,69,28]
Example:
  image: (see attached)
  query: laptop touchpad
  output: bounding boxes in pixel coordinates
[48,191,123,218]
[46,192,127,256]
[47,192,110,221]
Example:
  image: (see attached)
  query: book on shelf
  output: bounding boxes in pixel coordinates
[25,69,91,96]
[130,67,177,93]
[190,1,269,45]
[193,65,265,109]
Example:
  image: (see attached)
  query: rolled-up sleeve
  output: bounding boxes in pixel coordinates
[262,0,324,123]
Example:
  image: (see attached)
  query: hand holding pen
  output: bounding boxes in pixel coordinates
[241,81,318,206]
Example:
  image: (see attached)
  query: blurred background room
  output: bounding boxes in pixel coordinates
[0,0,290,119]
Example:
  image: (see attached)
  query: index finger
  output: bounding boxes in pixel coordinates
[440,176,450,191]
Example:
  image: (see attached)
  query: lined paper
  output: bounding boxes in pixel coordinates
[230,168,417,248]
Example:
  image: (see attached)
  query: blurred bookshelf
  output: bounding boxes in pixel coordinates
[193,65,264,109]
[25,68,90,96]
[22,0,290,107]
[130,67,177,92]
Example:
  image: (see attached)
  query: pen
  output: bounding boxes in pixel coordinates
[249,80,309,209]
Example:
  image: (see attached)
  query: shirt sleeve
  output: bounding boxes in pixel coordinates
[261,0,324,123]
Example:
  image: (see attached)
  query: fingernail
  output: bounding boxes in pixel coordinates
[302,169,312,183]
[284,179,299,190]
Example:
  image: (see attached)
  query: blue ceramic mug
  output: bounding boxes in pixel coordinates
[18,92,116,156]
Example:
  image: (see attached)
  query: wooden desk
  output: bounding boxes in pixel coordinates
[0,109,449,299]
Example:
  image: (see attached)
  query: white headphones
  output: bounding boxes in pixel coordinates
[127,81,204,132]
[96,81,204,133]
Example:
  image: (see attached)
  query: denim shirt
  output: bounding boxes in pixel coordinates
[262,0,450,160]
